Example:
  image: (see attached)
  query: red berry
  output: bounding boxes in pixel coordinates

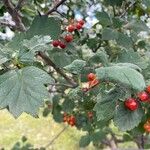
[87,73,96,81]
[52,40,59,47]
[146,85,150,94]
[69,120,75,126]
[124,98,138,111]
[64,34,73,43]
[69,115,76,122]
[67,25,75,32]
[59,41,66,49]
[76,23,83,30]
[138,91,149,102]
[87,112,93,119]
[68,115,76,126]
[78,20,84,26]
[89,79,99,88]
[144,123,150,132]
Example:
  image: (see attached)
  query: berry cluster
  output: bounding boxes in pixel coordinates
[124,85,150,111]
[52,19,85,49]
[144,119,150,132]
[63,113,76,126]
[67,19,84,32]
[82,73,100,92]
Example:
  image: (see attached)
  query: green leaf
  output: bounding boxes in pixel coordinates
[7,16,61,54]
[102,28,118,40]
[123,134,133,141]
[52,105,62,122]
[88,51,109,67]
[49,52,75,68]
[62,98,75,113]
[0,44,14,64]
[114,103,144,131]
[112,17,124,28]
[0,50,9,65]
[94,87,125,121]
[114,63,142,72]
[18,35,52,63]
[64,59,86,74]
[21,136,28,143]
[26,16,61,39]
[18,48,35,63]
[68,87,83,101]
[116,33,133,49]
[137,41,146,49]
[79,135,91,147]
[7,33,26,51]
[22,35,51,52]
[104,0,124,6]
[96,66,146,91]
[94,95,116,121]
[0,66,54,117]
[52,95,62,122]
[143,0,150,7]
[87,38,98,49]
[125,20,149,33]
[96,11,111,27]
[42,107,51,117]
[117,49,148,69]
[63,43,78,56]
[91,131,107,142]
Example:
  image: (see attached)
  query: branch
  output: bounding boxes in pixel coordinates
[141,134,144,149]
[0,20,16,29]
[15,0,26,11]
[45,0,67,16]
[37,51,78,88]
[134,134,145,150]
[109,139,118,150]
[45,126,68,148]
[112,6,116,16]
[120,1,136,18]
[49,83,74,88]
[101,139,110,146]
[3,0,26,31]
[55,10,66,18]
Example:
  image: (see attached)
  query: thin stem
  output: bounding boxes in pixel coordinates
[120,1,136,18]
[45,126,68,148]
[49,83,73,88]
[112,6,116,16]
[3,0,26,31]
[135,134,145,150]
[0,20,16,29]
[45,0,67,16]
[15,0,26,10]
[37,51,78,88]
[55,10,66,18]
[141,134,144,149]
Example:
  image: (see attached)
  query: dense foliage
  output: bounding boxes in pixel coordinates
[1,0,150,149]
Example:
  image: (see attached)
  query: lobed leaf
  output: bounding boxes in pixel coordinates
[64,59,86,74]
[0,66,54,117]
[114,103,144,131]
[96,65,146,91]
